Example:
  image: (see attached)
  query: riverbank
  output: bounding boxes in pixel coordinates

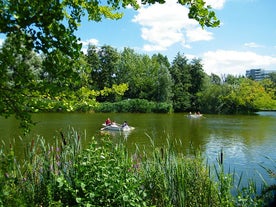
[0,128,275,206]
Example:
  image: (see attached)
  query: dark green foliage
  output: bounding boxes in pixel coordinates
[151,54,173,103]
[210,73,222,85]
[152,102,173,113]
[0,35,42,130]
[169,53,192,112]
[197,84,230,114]
[188,58,205,111]
[95,99,173,113]
[88,45,120,91]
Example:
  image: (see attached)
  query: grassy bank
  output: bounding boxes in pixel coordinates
[0,128,275,206]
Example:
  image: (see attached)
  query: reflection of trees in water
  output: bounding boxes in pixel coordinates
[205,115,275,147]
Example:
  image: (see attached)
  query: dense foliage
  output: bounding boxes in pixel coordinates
[0,129,275,206]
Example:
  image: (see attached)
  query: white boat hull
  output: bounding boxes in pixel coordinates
[187,114,203,119]
[101,124,134,131]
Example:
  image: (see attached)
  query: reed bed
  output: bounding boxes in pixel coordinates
[0,128,275,206]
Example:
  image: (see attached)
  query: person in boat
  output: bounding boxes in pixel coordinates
[122,121,128,128]
[105,118,111,126]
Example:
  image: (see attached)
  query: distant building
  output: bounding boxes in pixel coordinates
[246,69,275,81]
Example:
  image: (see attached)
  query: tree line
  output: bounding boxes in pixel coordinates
[1,35,276,130]
[79,45,276,114]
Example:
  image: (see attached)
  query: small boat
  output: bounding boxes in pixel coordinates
[101,123,135,131]
[187,114,203,119]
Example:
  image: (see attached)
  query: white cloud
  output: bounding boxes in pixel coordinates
[202,50,276,76]
[185,54,197,60]
[205,0,226,10]
[80,38,99,47]
[132,0,215,52]
[186,27,213,42]
[0,38,4,47]
[80,38,99,54]
[244,42,264,48]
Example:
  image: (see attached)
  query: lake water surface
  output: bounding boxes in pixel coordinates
[1,111,275,188]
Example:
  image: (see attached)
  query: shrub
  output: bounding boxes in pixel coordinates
[95,99,172,113]
[61,137,147,206]
[0,129,148,206]
[152,102,173,113]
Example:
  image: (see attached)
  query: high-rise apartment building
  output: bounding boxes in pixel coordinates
[245,69,275,81]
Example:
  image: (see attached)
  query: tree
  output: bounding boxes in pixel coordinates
[117,48,157,101]
[260,78,276,100]
[189,58,205,111]
[210,73,221,85]
[267,72,276,99]
[86,45,129,102]
[169,53,191,112]
[86,44,100,86]
[87,45,120,90]
[0,35,42,129]
[116,48,141,99]
[151,54,172,102]
[268,72,276,84]
[197,83,230,114]
[0,0,220,128]
[98,46,120,89]
[221,79,274,113]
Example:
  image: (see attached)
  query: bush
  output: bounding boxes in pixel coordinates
[94,102,115,112]
[152,102,173,113]
[0,129,148,206]
[62,138,147,206]
[95,99,172,113]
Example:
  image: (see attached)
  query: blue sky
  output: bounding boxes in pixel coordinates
[1,0,276,76]
[76,0,276,76]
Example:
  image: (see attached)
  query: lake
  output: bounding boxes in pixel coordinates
[0,111,275,189]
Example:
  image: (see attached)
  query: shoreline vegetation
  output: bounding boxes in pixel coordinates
[0,128,275,206]
[26,97,276,114]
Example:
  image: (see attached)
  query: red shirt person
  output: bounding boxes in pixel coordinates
[105,118,111,126]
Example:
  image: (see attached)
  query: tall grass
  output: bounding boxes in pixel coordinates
[0,128,147,206]
[135,138,234,207]
[0,128,83,206]
[0,128,275,206]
